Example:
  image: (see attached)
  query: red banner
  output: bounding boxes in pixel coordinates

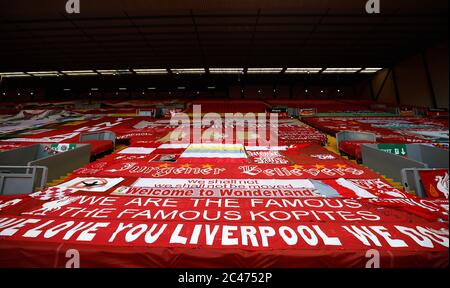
[363,197,448,222]
[0,216,448,252]
[0,196,30,213]
[322,178,411,199]
[419,169,449,199]
[74,161,379,180]
[4,117,144,143]
[20,196,428,224]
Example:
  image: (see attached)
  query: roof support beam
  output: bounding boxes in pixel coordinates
[421,51,438,108]
[375,68,392,101]
[190,10,207,69]
[245,9,261,68]
[391,67,401,105]
[369,78,375,101]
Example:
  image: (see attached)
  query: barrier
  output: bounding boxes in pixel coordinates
[0,143,91,184]
[79,131,116,150]
[401,168,431,197]
[0,165,47,195]
[336,131,376,150]
[361,143,449,182]
[401,168,449,198]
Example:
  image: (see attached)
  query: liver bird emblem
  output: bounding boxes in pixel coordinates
[436,172,449,199]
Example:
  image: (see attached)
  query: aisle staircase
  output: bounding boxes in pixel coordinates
[42,144,128,189]
[324,135,405,190]
[44,174,71,188]
[41,129,407,192]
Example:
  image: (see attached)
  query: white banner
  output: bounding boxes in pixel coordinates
[58,177,124,192]
[111,178,318,198]
[132,178,315,189]
[118,147,156,154]
[111,186,319,198]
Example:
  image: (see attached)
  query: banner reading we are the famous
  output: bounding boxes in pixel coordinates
[19,195,431,224]
[16,195,418,223]
[0,196,30,213]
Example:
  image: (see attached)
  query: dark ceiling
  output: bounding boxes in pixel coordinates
[0,0,448,72]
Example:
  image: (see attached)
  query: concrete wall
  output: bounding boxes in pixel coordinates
[368,41,448,109]
[427,42,449,108]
